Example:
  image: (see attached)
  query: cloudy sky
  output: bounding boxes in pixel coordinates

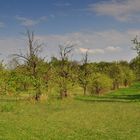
[0,0,140,63]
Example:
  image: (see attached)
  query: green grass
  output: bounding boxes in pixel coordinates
[0,83,140,140]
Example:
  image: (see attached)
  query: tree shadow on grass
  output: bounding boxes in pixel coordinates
[110,94,140,100]
[0,98,28,102]
[76,94,140,103]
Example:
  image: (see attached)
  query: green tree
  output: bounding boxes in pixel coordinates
[131,36,140,80]
[130,57,140,81]
[122,67,135,87]
[78,52,92,95]
[132,36,140,57]
[0,61,9,94]
[109,62,123,90]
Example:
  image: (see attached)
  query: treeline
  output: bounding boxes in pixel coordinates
[0,30,140,100]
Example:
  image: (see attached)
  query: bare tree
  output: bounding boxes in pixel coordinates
[13,30,43,101]
[56,43,74,98]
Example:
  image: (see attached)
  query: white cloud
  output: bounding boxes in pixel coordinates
[89,0,140,22]
[0,22,5,28]
[26,29,140,61]
[79,46,121,54]
[79,48,88,53]
[0,29,139,62]
[79,48,104,54]
[105,46,121,52]
[0,37,26,62]
[16,16,47,27]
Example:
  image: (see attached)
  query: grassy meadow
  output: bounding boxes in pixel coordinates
[0,83,140,140]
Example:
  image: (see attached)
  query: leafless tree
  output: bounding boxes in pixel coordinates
[57,43,74,98]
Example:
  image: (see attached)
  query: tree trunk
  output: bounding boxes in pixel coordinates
[60,89,68,99]
[124,79,128,87]
[64,90,68,97]
[35,93,40,101]
[112,82,116,90]
[83,86,87,95]
[34,87,41,101]
[116,82,119,89]
[95,86,100,94]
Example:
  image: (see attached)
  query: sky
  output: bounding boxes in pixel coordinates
[0,0,140,63]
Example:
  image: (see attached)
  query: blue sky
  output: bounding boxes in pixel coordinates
[0,0,140,63]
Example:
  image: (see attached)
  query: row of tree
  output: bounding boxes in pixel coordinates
[0,30,140,100]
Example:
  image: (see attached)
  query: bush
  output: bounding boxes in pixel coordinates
[88,73,112,95]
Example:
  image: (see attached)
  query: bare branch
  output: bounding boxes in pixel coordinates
[59,43,74,61]
[12,54,29,62]
[132,36,140,57]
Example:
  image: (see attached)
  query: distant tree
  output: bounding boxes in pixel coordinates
[122,66,135,87]
[130,57,140,81]
[0,61,9,94]
[119,60,129,67]
[78,51,92,95]
[131,36,140,80]
[132,36,140,57]
[96,61,112,75]
[118,61,135,86]
[109,62,123,90]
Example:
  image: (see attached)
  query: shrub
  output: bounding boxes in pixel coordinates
[88,73,112,95]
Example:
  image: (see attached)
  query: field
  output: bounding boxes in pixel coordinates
[0,83,140,140]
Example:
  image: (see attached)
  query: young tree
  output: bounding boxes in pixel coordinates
[130,57,140,81]
[78,51,92,95]
[132,36,140,80]
[122,67,135,87]
[132,36,140,57]
[119,62,135,87]
[0,61,9,94]
[109,62,123,90]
